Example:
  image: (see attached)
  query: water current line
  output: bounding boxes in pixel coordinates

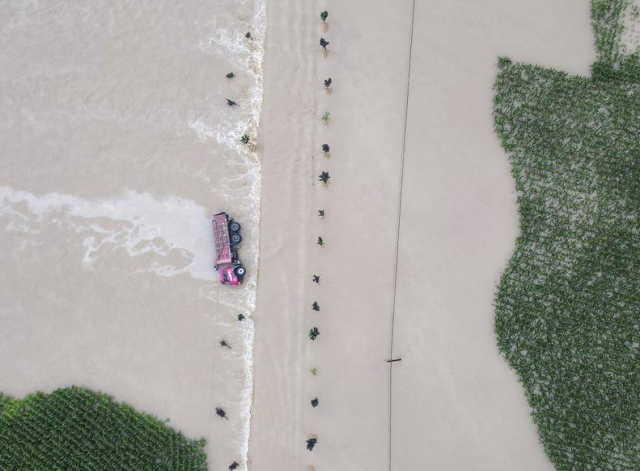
[388,0,417,469]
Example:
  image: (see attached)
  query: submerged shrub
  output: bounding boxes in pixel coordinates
[306,437,318,451]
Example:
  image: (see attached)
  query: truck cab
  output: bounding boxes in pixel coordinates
[212,212,246,285]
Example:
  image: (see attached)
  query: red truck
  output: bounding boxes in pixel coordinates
[212,212,246,285]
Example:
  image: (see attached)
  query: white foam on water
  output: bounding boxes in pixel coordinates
[0,186,216,282]
[192,0,265,469]
[227,1,265,467]
[192,1,265,154]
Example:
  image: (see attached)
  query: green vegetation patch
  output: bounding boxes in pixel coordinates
[494,1,640,469]
[592,0,640,82]
[0,386,207,471]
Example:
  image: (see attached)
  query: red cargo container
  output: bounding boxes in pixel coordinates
[212,212,245,285]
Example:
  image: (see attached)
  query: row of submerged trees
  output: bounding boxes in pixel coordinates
[306,8,334,467]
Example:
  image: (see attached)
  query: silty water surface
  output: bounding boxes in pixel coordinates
[0,0,264,469]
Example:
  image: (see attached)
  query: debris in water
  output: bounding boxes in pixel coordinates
[216,408,229,420]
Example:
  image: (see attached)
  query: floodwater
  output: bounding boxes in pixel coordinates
[0,1,264,469]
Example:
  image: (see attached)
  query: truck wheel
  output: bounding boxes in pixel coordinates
[231,233,242,245]
[230,221,241,232]
[235,266,246,277]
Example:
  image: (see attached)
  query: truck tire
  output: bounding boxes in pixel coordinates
[231,233,242,245]
[235,266,246,277]
[229,221,241,232]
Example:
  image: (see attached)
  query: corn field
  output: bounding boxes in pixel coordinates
[0,386,208,471]
[493,1,640,469]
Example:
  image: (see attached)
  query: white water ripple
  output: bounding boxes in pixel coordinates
[193,0,265,469]
[0,186,216,282]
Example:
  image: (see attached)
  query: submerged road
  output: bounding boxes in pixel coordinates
[251,0,594,470]
[250,0,410,469]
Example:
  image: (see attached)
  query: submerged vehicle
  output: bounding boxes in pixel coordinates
[212,212,246,285]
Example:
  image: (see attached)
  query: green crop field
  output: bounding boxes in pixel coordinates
[0,386,207,471]
[494,1,640,469]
